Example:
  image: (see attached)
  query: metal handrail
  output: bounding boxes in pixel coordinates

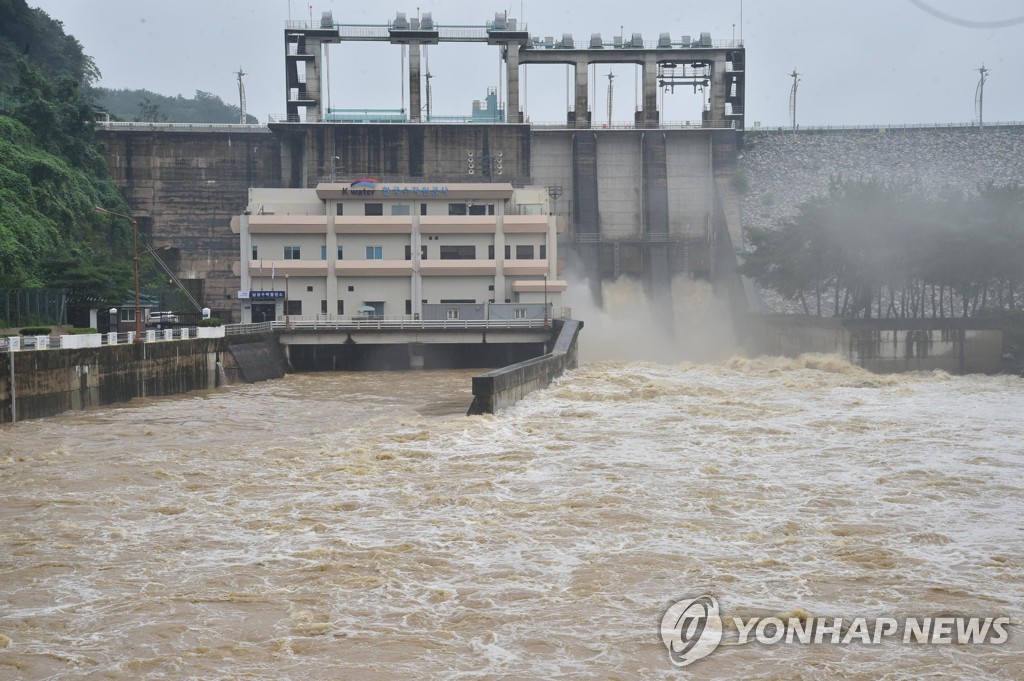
[97,121,270,132]
[228,317,553,333]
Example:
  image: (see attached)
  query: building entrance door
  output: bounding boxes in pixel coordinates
[252,303,276,323]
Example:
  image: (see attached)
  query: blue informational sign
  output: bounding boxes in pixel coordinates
[239,290,285,300]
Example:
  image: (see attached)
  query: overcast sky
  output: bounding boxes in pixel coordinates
[30,0,1024,127]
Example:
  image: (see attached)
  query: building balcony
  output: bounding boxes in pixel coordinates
[420,215,497,234]
[420,259,497,276]
[503,260,549,276]
[335,216,413,234]
[249,260,329,276]
[334,260,414,276]
[247,215,328,233]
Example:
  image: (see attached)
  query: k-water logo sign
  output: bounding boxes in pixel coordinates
[660,596,1010,668]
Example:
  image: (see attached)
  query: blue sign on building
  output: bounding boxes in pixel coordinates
[239,290,285,300]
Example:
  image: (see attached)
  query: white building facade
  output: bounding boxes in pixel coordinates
[231,181,566,323]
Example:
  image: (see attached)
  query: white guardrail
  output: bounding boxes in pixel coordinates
[0,326,226,352]
[225,317,557,335]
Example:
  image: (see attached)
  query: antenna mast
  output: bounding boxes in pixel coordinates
[606,71,615,127]
[788,69,800,130]
[975,64,989,128]
[236,68,247,124]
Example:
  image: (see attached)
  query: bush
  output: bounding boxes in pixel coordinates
[19,326,52,335]
[67,327,98,334]
[197,317,222,327]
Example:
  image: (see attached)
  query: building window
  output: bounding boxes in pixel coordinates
[446,308,459,319]
[251,245,258,260]
[440,245,476,260]
[405,299,412,315]
[364,203,383,216]
[306,285,314,292]
[488,244,494,259]
[120,308,136,322]
[504,245,511,259]
[320,245,327,260]
[337,300,345,315]
[391,204,410,216]
[348,285,355,292]
[516,245,534,259]
[468,203,487,216]
[488,284,495,291]
[320,299,327,314]
[366,245,383,260]
[336,203,344,216]
[514,307,527,319]
[337,245,344,260]
[420,203,428,216]
[540,244,547,259]
[405,245,428,260]
[285,300,302,315]
[448,203,467,216]
[284,245,301,259]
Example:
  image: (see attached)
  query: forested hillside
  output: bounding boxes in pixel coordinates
[93,87,258,124]
[0,1,133,320]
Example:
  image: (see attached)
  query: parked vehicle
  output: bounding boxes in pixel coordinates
[146,311,179,329]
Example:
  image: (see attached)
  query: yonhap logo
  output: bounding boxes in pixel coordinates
[660,596,723,667]
[660,595,1010,667]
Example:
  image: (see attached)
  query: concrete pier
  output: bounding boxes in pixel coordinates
[467,319,582,415]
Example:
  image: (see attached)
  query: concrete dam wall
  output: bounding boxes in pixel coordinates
[740,125,1024,235]
[94,122,1024,324]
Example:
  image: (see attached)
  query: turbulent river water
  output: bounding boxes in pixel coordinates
[1,356,1022,679]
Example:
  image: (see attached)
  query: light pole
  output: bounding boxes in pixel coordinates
[95,206,142,341]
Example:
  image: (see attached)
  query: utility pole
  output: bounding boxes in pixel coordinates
[975,64,989,129]
[95,207,142,342]
[606,71,615,127]
[789,69,801,131]
[236,68,247,124]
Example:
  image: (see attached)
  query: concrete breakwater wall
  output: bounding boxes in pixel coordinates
[468,320,583,415]
[0,339,226,424]
[743,315,1003,374]
[222,333,291,383]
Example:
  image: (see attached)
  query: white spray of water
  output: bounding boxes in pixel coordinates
[564,273,738,363]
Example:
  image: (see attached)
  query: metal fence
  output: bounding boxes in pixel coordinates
[0,289,67,328]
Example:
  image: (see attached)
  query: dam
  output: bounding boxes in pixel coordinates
[96,10,747,323]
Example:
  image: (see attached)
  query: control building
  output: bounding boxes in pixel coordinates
[231,180,566,323]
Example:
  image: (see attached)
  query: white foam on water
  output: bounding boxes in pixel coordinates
[0,363,1021,678]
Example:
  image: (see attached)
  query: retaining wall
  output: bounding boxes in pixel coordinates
[467,320,583,415]
[0,339,224,423]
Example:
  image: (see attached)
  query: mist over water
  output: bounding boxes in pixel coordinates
[1,359,1021,679]
[564,274,738,363]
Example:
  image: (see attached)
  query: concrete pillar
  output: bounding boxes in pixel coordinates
[409,43,421,123]
[239,214,252,323]
[709,57,727,125]
[505,44,521,123]
[642,53,658,127]
[495,200,506,300]
[574,57,589,128]
[305,39,323,121]
[411,208,423,316]
[326,200,338,314]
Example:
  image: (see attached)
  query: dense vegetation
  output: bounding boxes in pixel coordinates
[0,0,98,92]
[741,178,1024,319]
[0,1,247,325]
[94,87,258,124]
[0,0,136,322]
[1,61,134,306]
